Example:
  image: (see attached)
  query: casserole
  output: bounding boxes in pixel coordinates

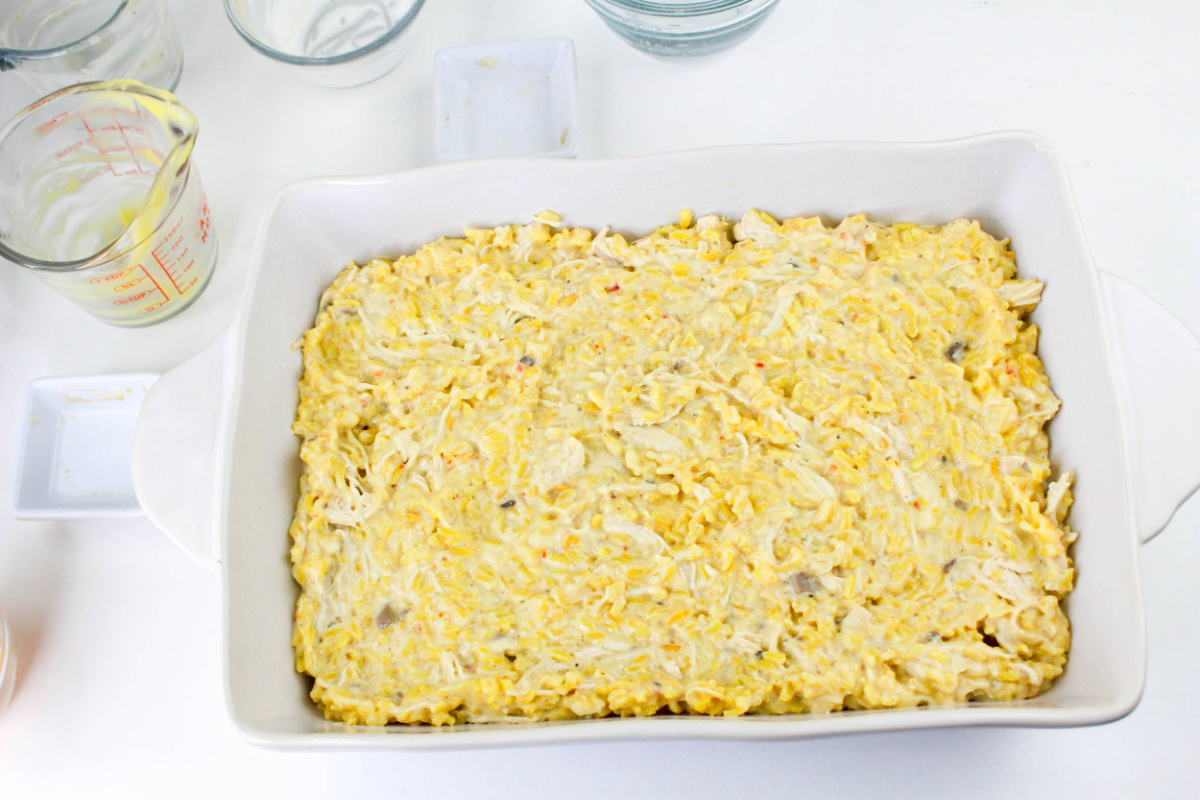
[132,133,1200,747]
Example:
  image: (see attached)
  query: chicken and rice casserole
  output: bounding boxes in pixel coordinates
[289,209,1075,725]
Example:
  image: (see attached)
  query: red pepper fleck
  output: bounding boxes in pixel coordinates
[913,501,921,509]
[540,550,547,558]
[516,364,524,372]
[756,361,765,368]
[606,284,621,293]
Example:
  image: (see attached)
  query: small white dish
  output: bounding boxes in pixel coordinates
[13,373,159,519]
[435,37,578,163]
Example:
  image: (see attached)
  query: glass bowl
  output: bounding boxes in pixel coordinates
[0,0,184,96]
[223,0,426,87]
[583,0,780,58]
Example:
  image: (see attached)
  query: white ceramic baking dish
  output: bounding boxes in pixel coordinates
[132,133,1200,748]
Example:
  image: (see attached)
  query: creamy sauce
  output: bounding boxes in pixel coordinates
[291,211,1074,725]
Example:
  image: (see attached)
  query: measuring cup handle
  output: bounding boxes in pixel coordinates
[132,330,231,567]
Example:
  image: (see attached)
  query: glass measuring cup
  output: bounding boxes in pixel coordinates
[0,80,217,327]
[0,0,184,96]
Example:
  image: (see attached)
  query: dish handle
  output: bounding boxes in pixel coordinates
[1101,272,1200,544]
[131,330,230,567]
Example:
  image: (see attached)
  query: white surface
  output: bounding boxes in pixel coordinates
[0,0,1197,795]
[137,135,1157,745]
[435,38,578,161]
[12,373,158,519]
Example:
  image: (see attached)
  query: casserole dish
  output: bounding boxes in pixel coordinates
[132,133,1200,748]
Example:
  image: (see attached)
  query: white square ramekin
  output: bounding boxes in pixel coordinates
[13,373,159,519]
[434,38,579,163]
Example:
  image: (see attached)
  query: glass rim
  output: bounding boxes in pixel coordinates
[0,611,10,691]
[0,79,197,272]
[223,0,426,68]
[0,0,131,60]
[586,0,774,15]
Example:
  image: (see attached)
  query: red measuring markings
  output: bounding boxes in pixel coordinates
[164,246,192,293]
[112,108,150,175]
[36,111,74,135]
[79,111,151,176]
[90,265,137,284]
[114,276,147,292]
[110,263,168,306]
[198,200,212,243]
[172,257,198,295]
[54,140,87,159]
[152,215,188,293]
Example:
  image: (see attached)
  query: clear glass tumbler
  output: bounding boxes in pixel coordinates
[0,0,184,96]
[224,0,426,87]
[584,0,781,58]
[0,81,218,327]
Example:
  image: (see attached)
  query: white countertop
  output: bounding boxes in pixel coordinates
[2,1,1198,795]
